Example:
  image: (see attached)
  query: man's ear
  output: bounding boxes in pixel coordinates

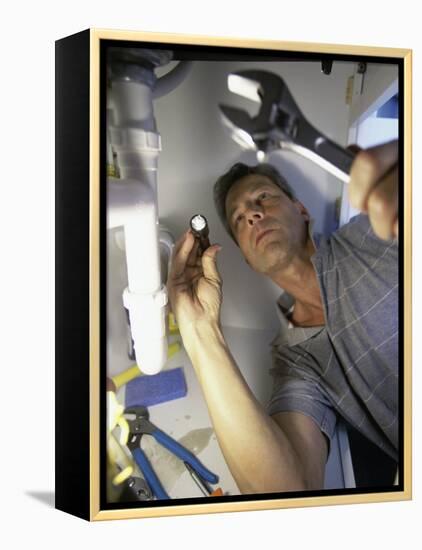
[293,199,311,222]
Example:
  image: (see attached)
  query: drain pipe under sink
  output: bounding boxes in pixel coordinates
[107,49,190,374]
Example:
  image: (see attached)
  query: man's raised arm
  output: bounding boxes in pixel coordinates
[167,231,327,493]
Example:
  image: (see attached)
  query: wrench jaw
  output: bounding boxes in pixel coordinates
[219,105,257,150]
[227,73,263,103]
[219,70,303,159]
[219,69,355,180]
[219,103,285,160]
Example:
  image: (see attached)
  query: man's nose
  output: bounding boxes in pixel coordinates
[246,207,264,226]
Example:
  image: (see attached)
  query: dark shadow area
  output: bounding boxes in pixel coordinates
[346,425,397,487]
[26,491,55,508]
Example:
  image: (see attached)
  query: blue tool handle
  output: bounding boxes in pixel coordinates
[131,447,170,500]
[153,428,219,484]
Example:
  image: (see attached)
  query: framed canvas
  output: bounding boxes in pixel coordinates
[55,28,412,521]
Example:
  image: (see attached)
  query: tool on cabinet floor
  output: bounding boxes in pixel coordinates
[124,475,153,501]
[124,406,219,500]
[184,462,224,497]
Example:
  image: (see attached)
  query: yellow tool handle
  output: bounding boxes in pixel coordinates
[169,312,180,335]
[112,366,141,389]
[107,433,134,486]
[111,342,182,389]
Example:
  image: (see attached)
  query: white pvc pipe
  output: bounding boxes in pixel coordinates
[107,65,185,375]
[158,227,175,284]
[108,80,167,374]
[111,81,156,132]
[153,61,193,99]
[107,179,161,292]
[107,178,167,375]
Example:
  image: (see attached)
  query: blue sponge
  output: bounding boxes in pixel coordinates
[125,367,187,408]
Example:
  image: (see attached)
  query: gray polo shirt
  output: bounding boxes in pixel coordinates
[267,214,399,461]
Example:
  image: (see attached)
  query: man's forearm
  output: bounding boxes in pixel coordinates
[181,321,309,493]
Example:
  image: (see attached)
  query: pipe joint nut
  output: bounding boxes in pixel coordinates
[123,285,168,312]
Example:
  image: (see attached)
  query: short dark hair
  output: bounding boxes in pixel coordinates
[213,162,296,241]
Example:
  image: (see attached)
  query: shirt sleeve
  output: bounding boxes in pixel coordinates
[267,350,337,443]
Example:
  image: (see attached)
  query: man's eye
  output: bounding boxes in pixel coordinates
[259,192,269,200]
[235,213,243,224]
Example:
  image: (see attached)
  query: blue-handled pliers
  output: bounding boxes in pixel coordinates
[124,406,219,500]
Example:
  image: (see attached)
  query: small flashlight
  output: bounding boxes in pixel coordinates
[190,214,210,253]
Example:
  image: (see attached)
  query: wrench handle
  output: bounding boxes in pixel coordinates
[292,120,357,183]
[314,137,356,175]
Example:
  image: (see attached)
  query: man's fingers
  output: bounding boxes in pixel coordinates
[173,229,191,256]
[367,165,398,240]
[170,231,195,278]
[349,140,398,211]
[347,144,362,155]
[186,236,200,267]
[202,245,222,284]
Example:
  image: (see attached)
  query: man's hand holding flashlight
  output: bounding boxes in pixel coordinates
[167,230,223,342]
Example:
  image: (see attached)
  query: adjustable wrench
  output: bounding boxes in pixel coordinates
[219,70,356,183]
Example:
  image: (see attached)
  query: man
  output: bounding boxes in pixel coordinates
[167,140,399,494]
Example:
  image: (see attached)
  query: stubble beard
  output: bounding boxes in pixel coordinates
[251,238,295,275]
[251,221,309,276]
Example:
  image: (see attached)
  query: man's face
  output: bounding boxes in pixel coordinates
[225,174,310,275]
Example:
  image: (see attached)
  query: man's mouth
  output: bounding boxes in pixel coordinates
[256,229,275,246]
